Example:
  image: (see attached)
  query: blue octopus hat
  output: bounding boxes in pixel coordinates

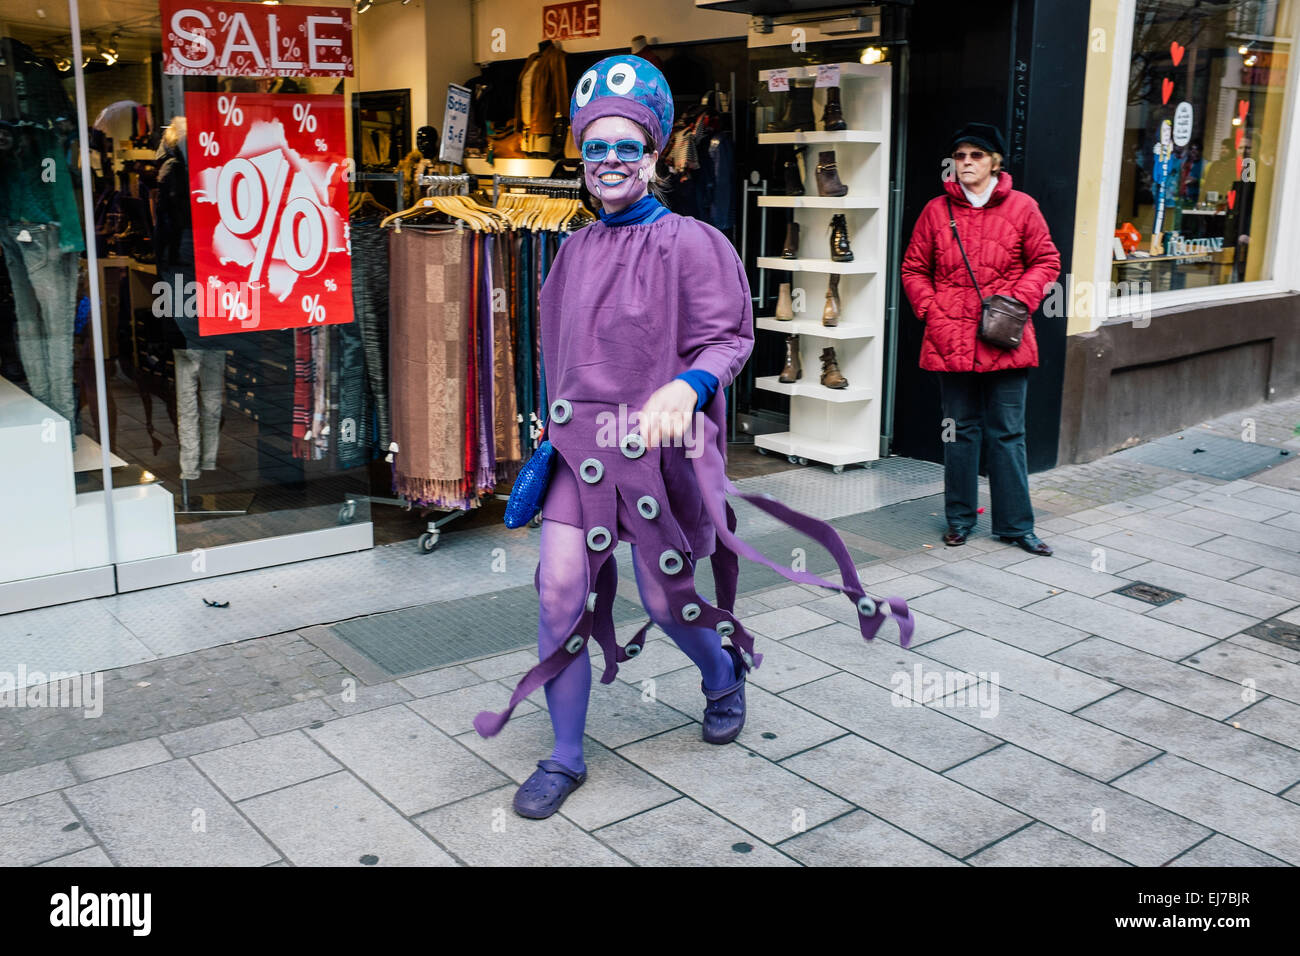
[570,55,674,153]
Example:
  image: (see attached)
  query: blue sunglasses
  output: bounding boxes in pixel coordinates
[581,139,648,163]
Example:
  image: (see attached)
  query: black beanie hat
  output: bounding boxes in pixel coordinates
[948,122,1007,157]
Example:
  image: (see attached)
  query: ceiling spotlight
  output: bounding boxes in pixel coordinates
[55,57,71,72]
[356,0,373,12]
[1238,44,1250,55]
[859,47,885,65]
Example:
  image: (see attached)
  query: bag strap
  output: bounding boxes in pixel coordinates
[946,197,983,301]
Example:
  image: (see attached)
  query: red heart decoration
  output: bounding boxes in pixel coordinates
[1236,126,1245,149]
[1161,77,1174,104]
[1238,99,1250,120]
[1228,189,1237,210]
[1170,41,1185,66]
[1236,155,1244,178]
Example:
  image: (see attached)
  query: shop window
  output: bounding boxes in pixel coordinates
[1112,0,1294,297]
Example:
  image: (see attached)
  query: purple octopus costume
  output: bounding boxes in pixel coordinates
[474,57,914,811]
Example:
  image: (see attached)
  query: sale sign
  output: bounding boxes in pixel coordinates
[543,1,601,41]
[185,92,353,335]
[161,1,353,77]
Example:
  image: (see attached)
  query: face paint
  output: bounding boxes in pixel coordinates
[581,121,654,213]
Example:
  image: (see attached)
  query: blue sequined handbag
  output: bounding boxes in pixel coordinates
[504,439,556,528]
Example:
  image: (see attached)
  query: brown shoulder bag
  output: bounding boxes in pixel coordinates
[946,198,1030,350]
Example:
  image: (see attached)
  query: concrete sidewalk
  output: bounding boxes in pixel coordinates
[2,400,1300,866]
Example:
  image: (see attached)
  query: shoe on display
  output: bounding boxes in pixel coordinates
[820,346,848,389]
[775,281,794,320]
[822,85,847,131]
[701,645,747,744]
[823,273,840,326]
[781,220,800,259]
[815,150,849,197]
[783,154,806,196]
[767,83,815,132]
[829,214,854,262]
[779,334,802,382]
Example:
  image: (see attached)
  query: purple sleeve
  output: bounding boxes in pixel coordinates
[676,220,754,389]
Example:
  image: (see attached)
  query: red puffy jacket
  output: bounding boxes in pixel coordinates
[901,174,1061,373]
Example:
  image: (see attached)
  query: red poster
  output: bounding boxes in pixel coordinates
[185,92,353,336]
[161,0,353,77]
[542,0,601,41]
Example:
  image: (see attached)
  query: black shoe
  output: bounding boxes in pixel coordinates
[943,529,968,547]
[999,532,1053,556]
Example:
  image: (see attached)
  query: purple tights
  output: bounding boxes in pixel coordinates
[536,518,735,775]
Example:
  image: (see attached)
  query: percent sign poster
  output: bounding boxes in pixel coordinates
[185,91,353,335]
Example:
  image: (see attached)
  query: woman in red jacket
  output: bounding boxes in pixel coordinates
[901,123,1061,555]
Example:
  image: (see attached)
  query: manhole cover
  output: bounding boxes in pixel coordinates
[1114,582,1183,606]
[1242,619,1300,652]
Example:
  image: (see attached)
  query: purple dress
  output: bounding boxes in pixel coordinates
[474,214,915,737]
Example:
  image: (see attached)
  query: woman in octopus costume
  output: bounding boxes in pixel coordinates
[474,55,915,818]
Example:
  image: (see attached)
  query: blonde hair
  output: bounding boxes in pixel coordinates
[990,151,1004,172]
[163,116,187,150]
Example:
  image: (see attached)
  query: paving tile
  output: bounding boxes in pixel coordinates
[395,665,485,699]
[888,553,945,572]
[1038,516,1087,535]
[1027,592,1215,660]
[466,649,540,682]
[647,666,845,761]
[1183,492,1285,523]
[854,563,909,585]
[967,823,1129,866]
[1097,592,1158,615]
[752,585,826,610]
[610,636,694,683]
[786,621,967,691]
[162,717,258,758]
[797,596,958,647]
[579,675,694,749]
[1167,508,1300,554]
[240,771,456,866]
[967,547,1038,569]
[1166,834,1289,867]
[65,759,279,866]
[619,725,852,845]
[1183,642,1300,706]
[1112,755,1300,865]
[191,731,343,802]
[783,735,1030,858]
[1229,567,1300,604]
[945,745,1210,866]
[910,588,1089,655]
[780,809,965,866]
[743,635,838,693]
[919,631,1119,711]
[305,704,506,815]
[1108,513,1222,546]
[245,698,335,736]
[0,760,76,806]
[1093,532,1256,580]
[414,786,627,866]
[1148,598,1258,639]
[914,561,1059,608]
[406,682,540,736]
[1228,632,1300,664]
[1151,485,1195,501]
[322,680,413,717]
[1000,556,1130,598]
[781,671,1001,772]
[1203,535,1300,577]
[594,798,798,866]
[1040,534,1146,572]
[866,573,951,600]
[741,606,836,641]
[1065,522,1133,542]
[1056,635,1255,719]
[68,738,171,782]
[37,846,115,867]
[0,792,96,866]
[1063,507,1118,525]
[1236,485,1300,512]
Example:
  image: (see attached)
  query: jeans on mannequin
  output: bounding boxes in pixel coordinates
[173,348,225,480]
[0,222,79,442]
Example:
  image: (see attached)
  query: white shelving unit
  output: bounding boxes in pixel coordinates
[752,62,891,471]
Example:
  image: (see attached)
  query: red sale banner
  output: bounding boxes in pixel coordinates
[161,1,353,77]
[543,0,601,41]
[185,92,353,335]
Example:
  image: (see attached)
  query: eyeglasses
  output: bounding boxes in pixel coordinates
[582,139,647,163]
[952,150,988,161]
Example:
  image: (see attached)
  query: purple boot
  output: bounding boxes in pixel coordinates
[513,760,587,819]
[701,645,747,744]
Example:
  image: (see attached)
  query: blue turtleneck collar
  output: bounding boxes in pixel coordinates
[596,192,671,226]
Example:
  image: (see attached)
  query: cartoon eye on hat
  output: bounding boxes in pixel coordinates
[575,69,598,107]
[606,66,635,95]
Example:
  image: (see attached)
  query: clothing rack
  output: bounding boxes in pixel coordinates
[491,175,582,205]
[418,172,474,193]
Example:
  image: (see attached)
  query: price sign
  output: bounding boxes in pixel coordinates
[767,68,789,92]
[815,63,841,88]
[185,92,353,335]
[161,1,353,78]
[440,83,471,165]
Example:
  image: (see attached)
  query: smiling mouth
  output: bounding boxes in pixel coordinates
[598,171,629,184]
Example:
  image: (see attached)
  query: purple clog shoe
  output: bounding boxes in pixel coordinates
[701,645,747,744]
[513,759,588,819]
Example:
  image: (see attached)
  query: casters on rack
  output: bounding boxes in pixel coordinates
[338,499,357,524]
[418,526,441,553]
[832,464,844,474]
[797,456,808,465]
[757,447,769,456]
[788,454,799,464]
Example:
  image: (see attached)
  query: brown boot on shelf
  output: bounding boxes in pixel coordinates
[823,274,840,326]
[816,150,849,197]
[829,214,854,262]
[781,220,800,259]
[783,153,806,196]
[775,282,794,320]
[822,85,847,131]
[820,346,848,389]
[779,335,802,383]
[768,84,815,132]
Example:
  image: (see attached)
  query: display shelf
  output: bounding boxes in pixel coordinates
[755,375,873,403]
[758,194,880,209]
[757,256,876,274]
[758,130,883,146]
[756,317,875,339]
[754,431,876,469]
[757,63,887,82]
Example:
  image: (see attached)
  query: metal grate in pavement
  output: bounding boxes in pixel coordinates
[1242,618,1300,653]
[1114,430,1292,481]
[1114,582,1183,607]
[326,585,647,678]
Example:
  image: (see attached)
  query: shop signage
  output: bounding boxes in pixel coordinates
[1172,101,1193,147]
[542,0,601,41]
[185,92,353,335]
[440,84,472,166]
[160,0,354,78]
